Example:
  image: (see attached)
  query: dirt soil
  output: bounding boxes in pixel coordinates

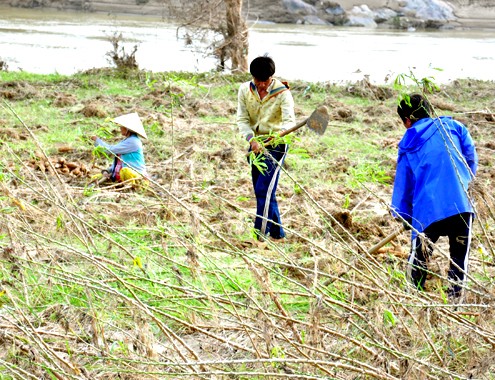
[1,72,495,378]
[2,74,495,267]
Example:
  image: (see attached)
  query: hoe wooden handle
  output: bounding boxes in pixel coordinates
[262,118,308,148]
[368,229,403,255]
[278,118,308,138]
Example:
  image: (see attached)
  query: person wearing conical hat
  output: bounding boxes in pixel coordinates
[90,112,148,186]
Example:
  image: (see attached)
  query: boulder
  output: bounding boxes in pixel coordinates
[323,1,345,16]
[345,5,378,27]
[282,0,317,15]
[323,2,346,25]
[403,0,455,21]
[374,8,398,24]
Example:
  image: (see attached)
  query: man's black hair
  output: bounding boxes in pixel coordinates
[397,93,432,123]
[250,55,275,81]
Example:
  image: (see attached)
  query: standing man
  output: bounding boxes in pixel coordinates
[237,55,296,242]
[391,94,478,301]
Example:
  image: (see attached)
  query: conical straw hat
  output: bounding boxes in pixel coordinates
[112,112,147,139]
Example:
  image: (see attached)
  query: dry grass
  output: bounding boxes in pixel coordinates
[0,71,494,379]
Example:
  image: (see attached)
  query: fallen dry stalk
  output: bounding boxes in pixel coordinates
[1,81,495,379]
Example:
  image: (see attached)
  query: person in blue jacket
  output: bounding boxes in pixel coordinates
[391,93,478,301]
[91,112,148,187]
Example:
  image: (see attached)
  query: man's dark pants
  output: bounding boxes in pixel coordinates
[408,212,473,297]
[250,144,288,240]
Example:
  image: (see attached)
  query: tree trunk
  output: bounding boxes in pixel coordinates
[224,0,249,72]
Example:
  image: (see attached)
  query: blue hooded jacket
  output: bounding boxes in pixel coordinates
[391,116,477,237]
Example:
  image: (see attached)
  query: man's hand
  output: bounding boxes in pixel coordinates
[250,139,263,154]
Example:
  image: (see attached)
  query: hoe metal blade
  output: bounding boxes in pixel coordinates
[278,105,330,139]
[306,105,329,135]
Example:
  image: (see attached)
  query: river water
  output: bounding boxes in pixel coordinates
[1,6,494,84]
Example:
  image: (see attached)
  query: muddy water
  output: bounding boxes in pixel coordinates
[1,6,494,84]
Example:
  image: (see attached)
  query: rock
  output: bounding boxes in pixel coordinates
[323,1,346,24]
[350,4,375,17]
[374,8,398,24]
[324,2,345,16]
[345,5,378,27]
[345,16,378,27]
[282,0,317,15]
[386,0,408,12]
[403,0,455,21]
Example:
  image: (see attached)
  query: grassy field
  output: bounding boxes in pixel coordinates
[0,68,494,379]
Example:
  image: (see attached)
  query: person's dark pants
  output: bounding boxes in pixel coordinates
[250,144,288,240]
[407,212,473,297]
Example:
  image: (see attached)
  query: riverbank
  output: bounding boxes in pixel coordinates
[1,7,494,84]
[335,0,495,29]
[245,0,495,29]
[0,68,494,378]
[2,0,495,30]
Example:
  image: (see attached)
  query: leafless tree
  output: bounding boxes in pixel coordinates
[105,32,139,71]
[173,0,249,73]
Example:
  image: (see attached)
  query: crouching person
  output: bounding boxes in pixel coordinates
[91,112,149,189]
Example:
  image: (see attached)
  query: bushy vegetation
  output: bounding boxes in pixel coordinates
[0,68,494,379]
